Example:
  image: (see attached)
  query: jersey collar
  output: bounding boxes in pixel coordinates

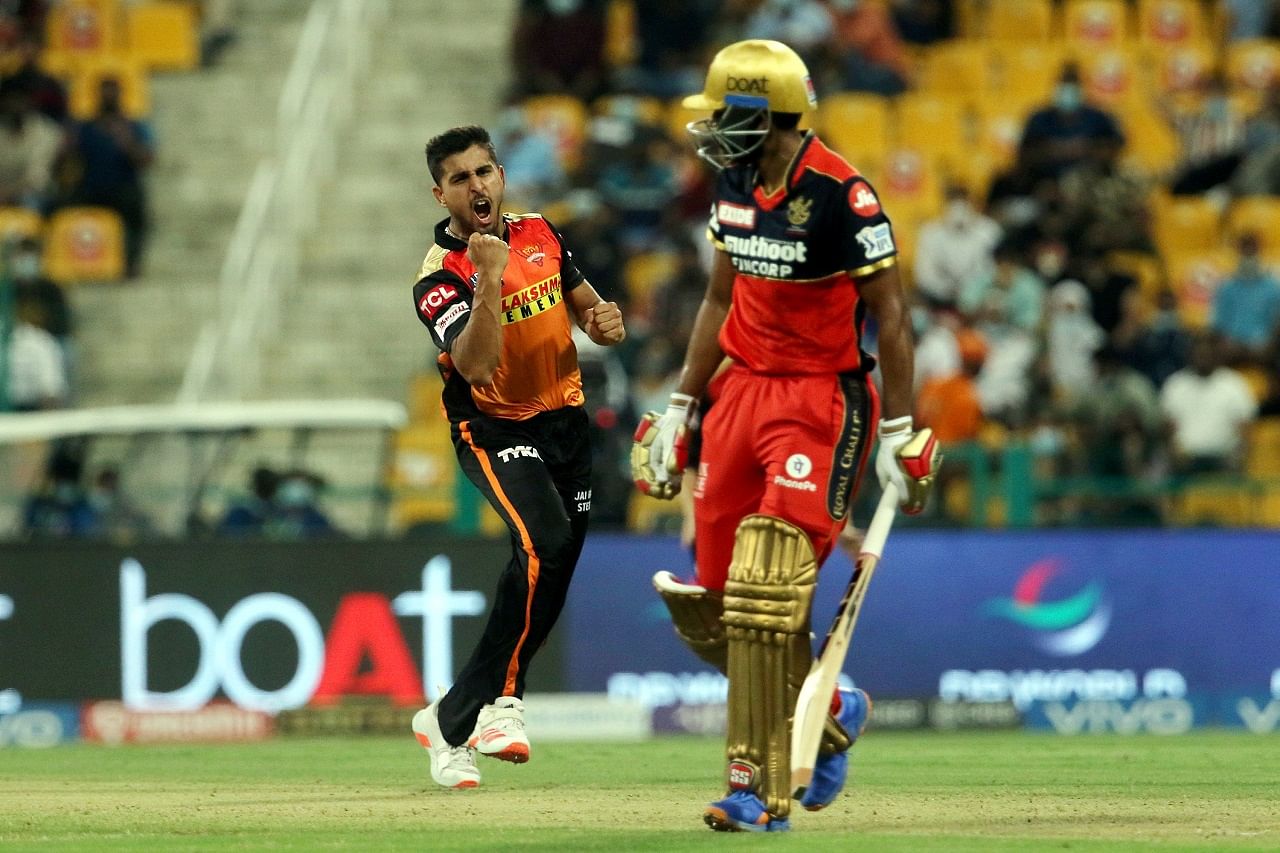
[752,131,815,211]
[433,215,512,251]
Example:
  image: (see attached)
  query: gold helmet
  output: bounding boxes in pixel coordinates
[683,39,817,115]
[682,40,816,170]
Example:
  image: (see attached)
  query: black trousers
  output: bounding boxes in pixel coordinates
[436,405,592,745]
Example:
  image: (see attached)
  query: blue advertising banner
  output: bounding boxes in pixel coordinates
[568,531,1280,712]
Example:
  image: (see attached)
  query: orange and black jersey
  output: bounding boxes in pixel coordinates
[412,214,587,422]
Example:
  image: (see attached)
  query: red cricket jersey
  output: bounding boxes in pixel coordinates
[707,132,897,375]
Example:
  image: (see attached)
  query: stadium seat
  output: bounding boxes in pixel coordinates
[1137,0,1206,49]
[126,1,199,71]
[1151,43,1216,96]
[972,95,1033,170]
[1151,195,1221,256]
[406,371,444,424]
[893,93,968,171]
[388,425,456,529]
[1227,40,1280,93]
[916,41,992,100]
[1063,0,1130,47]
[43,1,124,67]
[1225,197,1280,252]
[1168,482,1253,526]
[623,250,677,318]
[42,206,126,283]
[817,93,890,163]
[988,42,1067,110]
[1107,250,1165,303]
[876,147,944,222]
[521,95,589,171]
[1117,105,1180,175]
[1247,418,1280,478]
[1079,47,1142,110]
[984,0,1053,41]
[67,54,150,119]
[0,207,44,242]
[626,489,684,534]
[1165,249,1234,328]
[603,0,637,68]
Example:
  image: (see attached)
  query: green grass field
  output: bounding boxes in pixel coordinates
[3,732,1278,851]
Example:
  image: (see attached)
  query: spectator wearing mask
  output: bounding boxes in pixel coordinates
[913,184,1001,308]
[0,77,63,211]
[916,327,986,444]
[1019,64,1124,181]
[1211,233,1280,364]
[1045,279,1105,404]
[1160,335,1258,475]
[9,236,73,354]
[89,466,153,541]
[268,469,338,540]
[218,466,278,536]
[1112,288,1190,388]
[64,77,155,278]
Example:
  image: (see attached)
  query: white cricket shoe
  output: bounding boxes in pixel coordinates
[412,703,481,789]
[469,696,530,764]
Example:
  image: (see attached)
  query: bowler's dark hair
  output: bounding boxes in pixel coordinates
[425,125,499,185]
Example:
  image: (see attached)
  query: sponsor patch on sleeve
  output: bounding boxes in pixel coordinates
[856,223,895,260]
[418,282,461,320]
[849,181,881,217]
[716,201,757,229]
[433,300,470,340]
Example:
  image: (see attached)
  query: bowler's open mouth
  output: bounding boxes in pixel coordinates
[473,198,492,224]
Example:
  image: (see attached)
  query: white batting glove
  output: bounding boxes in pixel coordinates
[631,393,693,501]
[876,416,942,516]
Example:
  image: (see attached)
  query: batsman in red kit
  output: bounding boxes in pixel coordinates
[631,40,940,832]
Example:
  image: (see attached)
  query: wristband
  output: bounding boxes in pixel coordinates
[878,415,913,438]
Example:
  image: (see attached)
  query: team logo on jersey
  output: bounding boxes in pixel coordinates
[849,181,881,216]
[856,223,895,260]
[786,196,813,228]
[518,243,546,267]
[716,201,756,229]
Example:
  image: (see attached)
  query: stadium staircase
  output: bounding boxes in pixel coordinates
[73,1,308,406]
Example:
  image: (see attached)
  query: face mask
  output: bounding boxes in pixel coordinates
[546,0,581,15]
[11,253,39,279]
[1239,256,1262,277]
[276,479,315,508]
[829,0,860,11]
[1054,83,1083,112]
[945,199,970,226]
[1205,96,1229,122]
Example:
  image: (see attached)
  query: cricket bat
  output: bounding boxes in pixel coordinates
[790,482,899,800]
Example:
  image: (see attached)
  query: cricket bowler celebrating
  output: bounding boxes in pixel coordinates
[631,40,940,832]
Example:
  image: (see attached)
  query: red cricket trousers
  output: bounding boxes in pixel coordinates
[693,365,879,591]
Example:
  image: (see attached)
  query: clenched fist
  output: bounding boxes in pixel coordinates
[467,232,510,279]
[586,301,626,346]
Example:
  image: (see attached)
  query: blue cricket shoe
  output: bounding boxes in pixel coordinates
[704,790,791,832]
[799,687,871,812]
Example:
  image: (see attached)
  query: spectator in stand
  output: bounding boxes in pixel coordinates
[1231,88,1280,196]
[6,297,67,411]
[1019,63,1124,181]
[0,32,68,122]
[88,465,153,541]
[596,132,678,248]
[1070,248,1136,336]
[960,239,1044,424]
[624,0,716,98]
[916,327,986,444]
[0,77,63,211]
[913,184,1001,308]
[63,77,154,278]
[1224,0,1278,41]
[510,0,607,102]
[9,236,73,358]
[1162,73,1248,196]
[1211,233,1280,364]
[1072,345,1164,476]
[22,446,98,538]
[218,466,278,536]
[1160,335,1258,476]
[267,469,339,540]
[742,0,833,66]
[827,0,910,95]
[1045,279,1105,405]
[490,105,565,208]
[890,0,954,45]
[1061,135,1153,255]
[1112,288,1190,388]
